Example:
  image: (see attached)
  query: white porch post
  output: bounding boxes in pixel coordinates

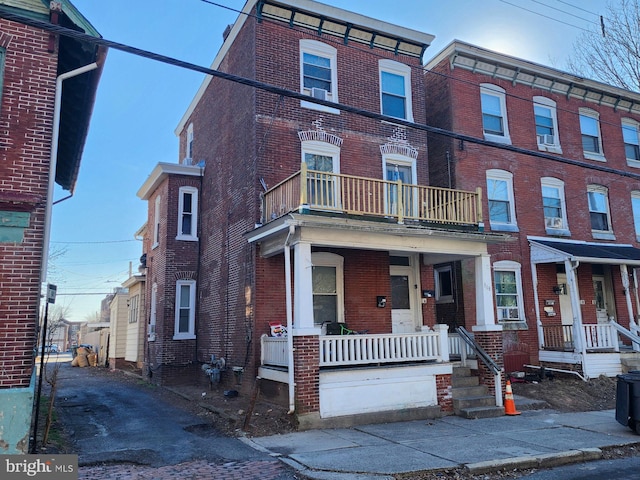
[621,265,636,328]
[565,259,584,355]
[473,254,500,332]
[531,261,544,349]
[293,241,317,333]
[433,324,449,362]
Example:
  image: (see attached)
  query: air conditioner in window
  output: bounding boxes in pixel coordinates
[537,134,555,145]
[545,217,563,229]
[311,87,328,100]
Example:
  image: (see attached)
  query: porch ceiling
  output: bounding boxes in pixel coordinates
[247,213,510,258]
[529,238,640,266]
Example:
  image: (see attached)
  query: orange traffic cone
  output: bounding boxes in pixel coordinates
[504,380,521,416]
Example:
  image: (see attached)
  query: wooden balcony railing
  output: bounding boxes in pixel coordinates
[262,163,483,227]
[542,324,619,352]
[541,325,574,351]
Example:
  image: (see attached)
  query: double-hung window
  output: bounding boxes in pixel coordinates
[152,195,161,249]
[177,186,198,241]
[174,280,196,340]
[149,284,157,341]
[533,96,561,153]
[623,119,640,167]
[588,185,614,239]
[128,295,139,324]
[379,59,413,121]
[632,192,640,241]
[480,84,510,144]
[486,169,517,231]
[541,177,569,235]
[580,108,605,161]
[300,39,338,114]
[312,252,344,326]
[493,260,525,324]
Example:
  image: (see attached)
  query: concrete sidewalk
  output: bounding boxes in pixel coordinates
[243,407,640,480]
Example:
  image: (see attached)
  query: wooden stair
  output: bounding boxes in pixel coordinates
[452,366,504,419]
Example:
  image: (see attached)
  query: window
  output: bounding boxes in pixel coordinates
[493,260,525,324]
[588,185,614,239]
[486,169,517,231]
[183,123,194,165]
[435,265,453,303]
[174,280,196,339]
[302,140,340,209]
[480,84,510,144]
[149,284,157,341]
[128,295,139,324]
[300,39,338,114]
[312,253,344,325]
[580,108,605,161]
[383,154,416,217]
[152,195,161,248]
[533,96,561,153]
[541,177,569,235]
[632,191,640,241]
[623,119,640,166]
[177,186,198,240]
[379,59,413,121]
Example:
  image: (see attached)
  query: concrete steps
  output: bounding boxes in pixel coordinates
[452,366,504,419]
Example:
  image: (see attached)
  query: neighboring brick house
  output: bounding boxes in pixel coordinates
[0,0,105,453]
[140,0,511,428]
[425,41,640,379]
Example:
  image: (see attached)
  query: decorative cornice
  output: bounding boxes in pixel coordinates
[298,117,343,147]
[380,126,418,159]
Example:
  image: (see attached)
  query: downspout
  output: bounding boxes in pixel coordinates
[284,224,295,414]
[40,63,98,284]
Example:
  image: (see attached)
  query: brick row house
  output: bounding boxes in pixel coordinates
[0,0,104,453]
[425,41,640,379]
[138,0,509,428]
[136,0,640,427]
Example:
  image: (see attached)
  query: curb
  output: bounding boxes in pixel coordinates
[465,448,603,474]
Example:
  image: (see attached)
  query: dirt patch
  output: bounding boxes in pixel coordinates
[510,374,617,412]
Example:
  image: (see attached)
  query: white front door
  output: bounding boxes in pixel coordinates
[390,265,416,333]
[557,273,573,327]
[593,275,609,324]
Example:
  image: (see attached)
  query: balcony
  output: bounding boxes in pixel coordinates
[262,163,483,228]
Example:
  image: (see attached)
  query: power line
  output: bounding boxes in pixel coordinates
[554,0,600,17]
[2,7,639,186]
[529,0,599,25]
[499,0,595,33]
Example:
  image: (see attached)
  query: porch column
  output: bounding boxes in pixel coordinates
[621,264,636,328]
[565,259,584,355]
[293,241,317,332]
[474,254,499,331]
[472,254,503,398]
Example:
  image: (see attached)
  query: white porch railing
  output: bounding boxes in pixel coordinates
[319,331,445,367]
[583,324,619,351]
[448,332,475,359]
[261,335,288,367]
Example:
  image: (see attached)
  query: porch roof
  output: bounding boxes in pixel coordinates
[529,238,640,266]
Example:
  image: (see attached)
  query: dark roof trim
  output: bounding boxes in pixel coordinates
[530,239,640,266]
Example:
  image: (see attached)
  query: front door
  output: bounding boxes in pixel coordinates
[385,161,416,218]
[593,275,609,324]
[390,265,416,333]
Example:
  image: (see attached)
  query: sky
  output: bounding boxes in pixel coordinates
[49,0,607,322]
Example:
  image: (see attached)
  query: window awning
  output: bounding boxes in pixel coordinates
[529,238,640,266]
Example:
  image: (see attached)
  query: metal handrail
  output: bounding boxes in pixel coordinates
[455,326,501,375]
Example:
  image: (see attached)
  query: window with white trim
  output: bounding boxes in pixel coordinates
[302,140,340,209]
[480,84,510,144]
[623,119,640,167]
[379,59,413,121]
[486,169,517,231]
[149,283,157,341]
[580,108,605,161]
[177,186,198,241]
[300,39,338,114]
[128,294,139,324]
[174,280,196,339]
[434,265,453,304]
[312,252,344,325]
[632,191,640,241]
[382,153,416,217]
[540,177,569,235]
[588,184,614,239]
[152,195,161,249]
[493,260,525,323]
[533,96,561,153]
[183,123,194,165]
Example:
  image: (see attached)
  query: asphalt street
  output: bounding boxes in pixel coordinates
[48,354,299,479]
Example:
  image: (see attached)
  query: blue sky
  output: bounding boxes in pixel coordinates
[50,0,606,321]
